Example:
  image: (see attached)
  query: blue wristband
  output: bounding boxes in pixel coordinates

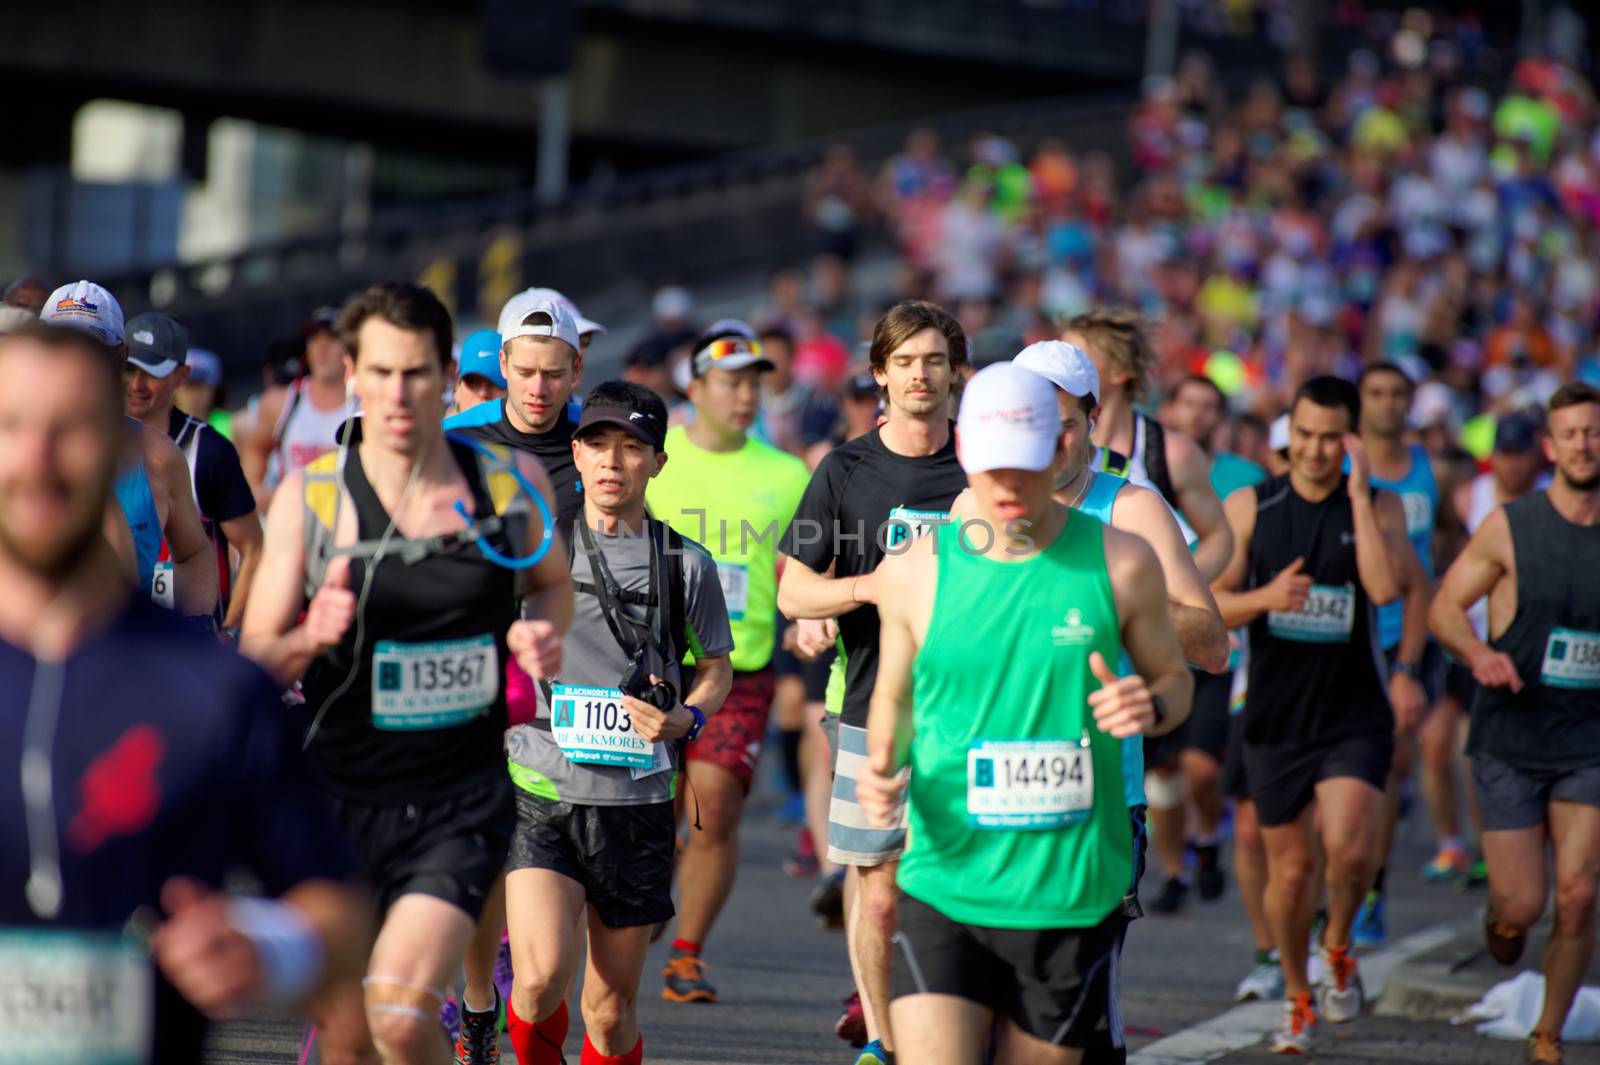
[685,704,706,742]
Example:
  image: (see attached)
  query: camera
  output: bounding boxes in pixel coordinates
[619,647,677,711]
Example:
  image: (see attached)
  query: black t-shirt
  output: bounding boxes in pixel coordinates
[779,424,967,728]
[1242,474,1393,745]
[169,409,256,613]
[0,600,353,1062]
[455,405,582,534]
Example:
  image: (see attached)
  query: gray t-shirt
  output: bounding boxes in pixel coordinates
[508,521,733,806]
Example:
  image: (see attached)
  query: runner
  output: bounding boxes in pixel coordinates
[1352,361,1439,946]
[645,321,811,1003]
[1420,412,1548,886]
[854,361,1195,1065]
[453,329,508,417]
[1162,373,1268,906]
[1429,383,1600,1065]
[40,281,219,621]
[777,300,971,1065]
[443,291,587,532]
[1211,376,1409,1054]
[241,304,357,507]
[1066,312,1232,916]
[241,282,573,1065]
[123,311,263,632]
[501,379,734,1065]
[0,319,366,1063]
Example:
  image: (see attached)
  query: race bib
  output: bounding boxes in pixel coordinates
[884,506,949,551]
[371,635,497,730]
[967,738,1093,830]
[1401,491,1433,538]
[149,562,173,611]
[716,562,748,621]
[1541,627,1600,690]
[549,683,657,770]
[1268,583,1355,644]
[0,929,152,1065]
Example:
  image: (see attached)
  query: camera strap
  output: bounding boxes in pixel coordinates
[574,517,665,661]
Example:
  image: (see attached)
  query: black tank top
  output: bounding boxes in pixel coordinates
[1243,473,1392,745]
[302,438,519,802]
[1469,492,1600,771]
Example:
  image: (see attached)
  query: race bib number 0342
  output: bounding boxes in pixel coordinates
[371,635,497,730]
[966,738,1094,830]
[550,683,656,770]
[1268,583,1355,644]
[0,929,152,1065]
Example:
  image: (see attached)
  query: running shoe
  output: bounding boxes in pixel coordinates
[1463,858,1490,889]
[1195,843,1225,901]
[835,990,868,1047]
[775,790,807,827]
[493,935,514,1032]
[784,829,820,878]
[662,951,717,1004]
[439,994,461,1046]
[1236,951,1286,1002]
[854,1038,892,1064]
[1267,993,1316,1055]
[1421,842,1471,882]
[812,868,846,925]
[1527,1030,1564,1064]
[453,990,501,1065]
[1485,908,1528,965]
[1149,875,1189,914]
[1351,891,1386,948]
[1317,945,1364,1023]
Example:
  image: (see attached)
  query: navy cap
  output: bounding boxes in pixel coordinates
[1494,411,1542,452]
[575,397,667,450]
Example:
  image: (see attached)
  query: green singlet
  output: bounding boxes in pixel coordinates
[898,511,1131,930]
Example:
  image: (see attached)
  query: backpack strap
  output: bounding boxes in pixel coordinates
[663,525,688,665]
[1098,446,1131,478]
[301,449,343,600]
[1139,413,1180,510]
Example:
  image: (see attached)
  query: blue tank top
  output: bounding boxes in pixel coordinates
[113,421,162,593]
[1361,443,1439,650]
[1073,469,1146,808]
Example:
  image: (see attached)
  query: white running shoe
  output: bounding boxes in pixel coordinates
[1268,995,1316,1055]
[1316,946,1365,1023]
[1236,957,1286,1002]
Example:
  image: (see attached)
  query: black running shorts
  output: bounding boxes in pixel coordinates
[328,771,514,920]
[508,791,676,928]
[1243,731,1393,828]
[892,894,1123,1050]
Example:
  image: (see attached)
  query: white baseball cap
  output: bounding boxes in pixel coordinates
[956,363,1063,475]
[497,290,581,351]
[1013,340,1098,405]
[520,286,606,337]
[1269,413,1290,452]
[40,280,125,347]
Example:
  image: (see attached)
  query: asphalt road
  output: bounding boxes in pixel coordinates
[206,772,1600,1064]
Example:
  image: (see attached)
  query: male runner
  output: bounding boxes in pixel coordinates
[1067,311,1232,915]
[242,304,357,507]
[1429,383,1600,1065]
[646,323,811,1002]
[123,311,262,631]
[1159,373,1267,905]
[453,329,508,416]
[1212,376,1408,1054]
[778,300,971,1065]
[1351,361,1439,945]
[444,291,586,532]
[41,281,218,620]
[855,361,1194,1065]
[0,320,366,1063]
[502,380,733,1065]
[242,282,573,1065]
[1421,412,1548,882]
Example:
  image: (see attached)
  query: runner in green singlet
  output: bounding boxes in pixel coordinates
[855,363,1193,1065]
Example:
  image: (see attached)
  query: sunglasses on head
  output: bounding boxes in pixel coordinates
[700,337,762,361]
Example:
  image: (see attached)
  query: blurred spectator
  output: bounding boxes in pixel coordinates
[805,143,873,263]
[755,324,840,463]
[3,276,49,315]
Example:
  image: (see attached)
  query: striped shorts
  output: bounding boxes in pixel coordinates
[827,722,907,867]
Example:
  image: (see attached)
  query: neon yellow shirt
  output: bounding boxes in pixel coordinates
[647,425,811,672]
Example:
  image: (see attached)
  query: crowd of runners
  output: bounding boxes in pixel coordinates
[5,12,1600,1065]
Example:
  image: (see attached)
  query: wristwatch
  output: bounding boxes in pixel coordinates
[684,704,707,742]
[1392,661,1420,680]
[1150,695,1168,731]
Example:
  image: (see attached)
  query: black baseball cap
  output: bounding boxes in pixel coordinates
[1494,411,1542,452]
[969,326,1025,369]
[846,371,879,400]
[575,385,668,450]
[126,312,191,378]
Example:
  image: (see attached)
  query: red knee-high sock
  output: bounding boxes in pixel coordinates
[507,997,568,1065]
[580,1033,643,1065]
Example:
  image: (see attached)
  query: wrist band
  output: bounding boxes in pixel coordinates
[685,704,707,742]
[227,896,324,1006]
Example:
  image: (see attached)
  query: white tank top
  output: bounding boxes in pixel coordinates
[1126,414,1199,546]
[270,379,356,486]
